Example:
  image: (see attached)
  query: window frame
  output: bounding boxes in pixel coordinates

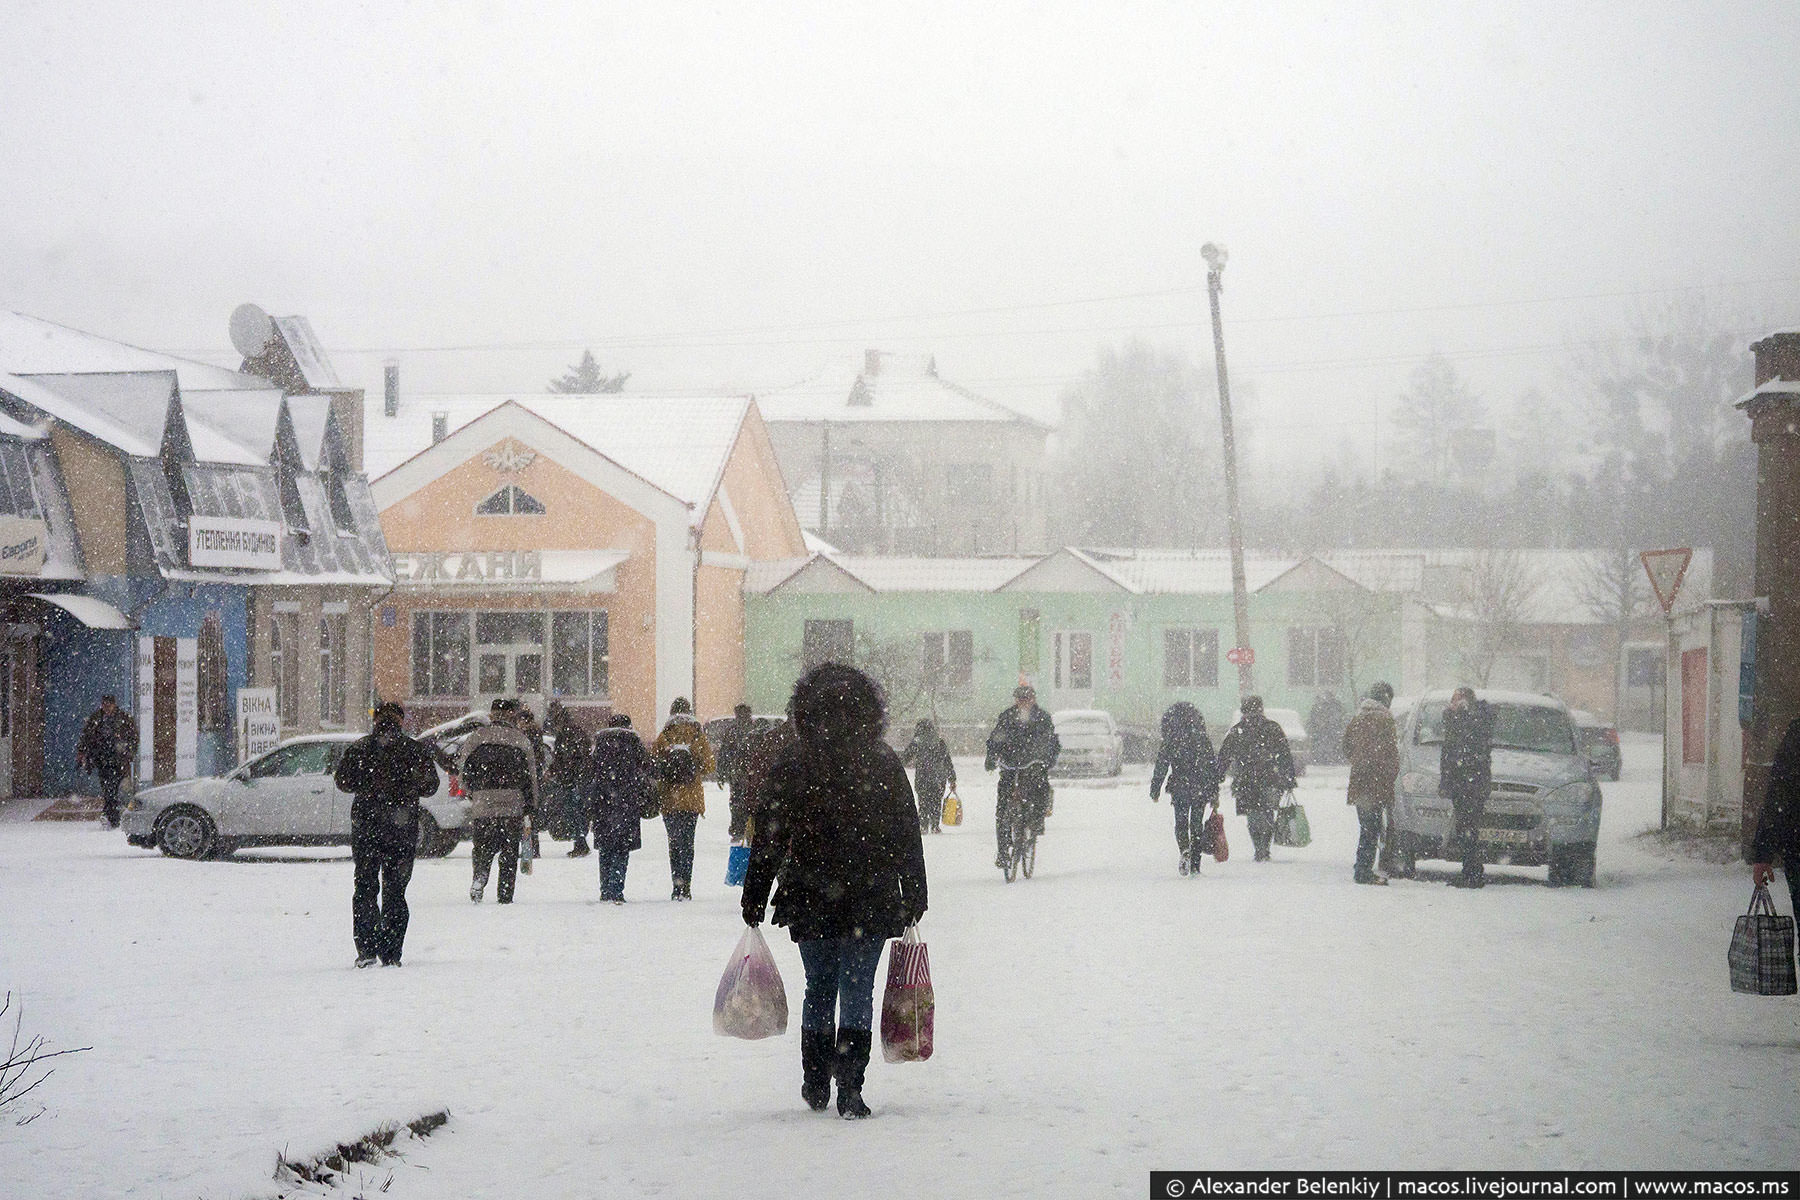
[475,484,547,517]
[1163,627,1220,689]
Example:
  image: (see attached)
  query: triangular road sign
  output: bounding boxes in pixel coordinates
[1640,548,1693,615]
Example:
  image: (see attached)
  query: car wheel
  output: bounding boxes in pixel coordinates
[415,812,457,858]
[156,805,218,860]
[1550,845,1597,889]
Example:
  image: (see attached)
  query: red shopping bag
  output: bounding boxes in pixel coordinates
[880,925,934,1063]
[1205,811,1228,862]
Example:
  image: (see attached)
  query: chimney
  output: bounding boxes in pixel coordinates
[431,412,448,444]
[863,349,881,377]
[1751,331,1800,386]
[383,360,400,417]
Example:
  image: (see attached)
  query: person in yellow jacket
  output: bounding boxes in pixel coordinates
[652,697,716,900]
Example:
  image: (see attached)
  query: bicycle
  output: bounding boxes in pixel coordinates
[996,759,1050,883]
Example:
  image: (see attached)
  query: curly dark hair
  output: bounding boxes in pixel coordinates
[788,662,887,746]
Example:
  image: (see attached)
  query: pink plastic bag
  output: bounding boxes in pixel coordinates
[714,925,789,1040]
[880,925,934,1063]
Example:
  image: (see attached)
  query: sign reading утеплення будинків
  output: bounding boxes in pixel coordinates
[187,517,282,570]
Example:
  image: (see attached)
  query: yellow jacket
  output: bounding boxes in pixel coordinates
[652,716,716,815]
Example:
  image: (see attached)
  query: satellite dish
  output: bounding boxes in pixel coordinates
[229,303,278,358]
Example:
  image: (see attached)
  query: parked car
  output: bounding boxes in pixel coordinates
[121,733,465,861]
[1390,689,1600,887]
[1230,705,1309,775]
[1050,709,1124,777]
[1570,710,1622,781]
[701,713,785,780]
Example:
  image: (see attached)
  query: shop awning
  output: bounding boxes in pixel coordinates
[27,593,135,629]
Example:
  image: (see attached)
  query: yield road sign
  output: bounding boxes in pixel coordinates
[1226,646,1255,667]
[1640,548,1693,615]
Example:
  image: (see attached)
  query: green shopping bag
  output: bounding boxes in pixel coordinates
[1273,794,1311,848]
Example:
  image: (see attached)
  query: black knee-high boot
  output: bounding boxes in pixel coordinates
[835,1029,873,1119]
[800,1029,835,1112]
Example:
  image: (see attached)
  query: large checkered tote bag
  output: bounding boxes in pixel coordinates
[1728,883,1798,996]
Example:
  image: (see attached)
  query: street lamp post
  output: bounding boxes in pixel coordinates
[1204,243,1256,698]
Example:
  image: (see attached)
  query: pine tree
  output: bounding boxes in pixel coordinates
[547,349,629,394]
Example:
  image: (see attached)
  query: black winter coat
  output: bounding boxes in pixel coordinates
[1439,701,1494,804]
[902,732,957,801]
[742,738,928,943]
[1217,715,1296,811]
[985,705,1060,771]
[715,718,759,791]
[334,728,441,849]
[77,708,138,776]
[588,728,653,852]
[1152,729,1222,804]
[1751,718,1800,865]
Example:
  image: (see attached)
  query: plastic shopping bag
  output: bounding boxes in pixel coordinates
[880,925,935,1063]
[724,842,751,887]
[714,925,789,1040]
[941,791,962,827]
[1729,883,1798,995]
[1273,795,1312,848]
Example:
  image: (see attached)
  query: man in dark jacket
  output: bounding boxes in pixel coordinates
[333,703,441,967]
[1439,687,1494,889]
[543,702,593,856]
[589,714,653,903]
[1751,717,1800,933]
[716,704,760,842]
[77,695,139,828]
[459,699,541,904]
[985,684,1060,868]
[1218,696,1297,862]
[1343,682,1399,885]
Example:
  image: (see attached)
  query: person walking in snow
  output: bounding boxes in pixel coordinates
[1343,682,1400,886]
[1217,696,1296,862]
[543,702,593,857]
[333,702,441,967]
[1150,702,1222,875]
[742,662,928,1119]
[985,684,1060,868]
[1750,717,1800,935]
[901,718,956,834]
[1439,686,1494,889]
[459,699,541,904]
[716,704,760,843]
[588,713,654,903]
[77,694,138,828]
[652,697,715,901]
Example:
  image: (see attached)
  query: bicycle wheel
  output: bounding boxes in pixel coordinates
[1002,844,1018,883]
[1021,831,1036,879]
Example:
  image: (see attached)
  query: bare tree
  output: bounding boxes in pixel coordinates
[1459,550,1542,685]
[1575,547,1654,718]
[1392,352,1486,486]
[1,993,89,1125]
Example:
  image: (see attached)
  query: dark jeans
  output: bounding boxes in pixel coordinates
[470,816,523,902]
[598,846,630,900]
[726,783,751,842]
[996,768,1049,862]
[99,771,127,827]
[1451,795,1486,882]
[1171,793,1210,858]
[352,831,416,963]
[664,811,699,886]
[1245,806,1277,858]
[1354,804,1384,880]
[797,934,887,1033]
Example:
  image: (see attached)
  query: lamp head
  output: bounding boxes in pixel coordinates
[1201,243,1228,274]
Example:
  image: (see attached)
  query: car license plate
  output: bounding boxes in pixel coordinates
[1481,828,1533,845]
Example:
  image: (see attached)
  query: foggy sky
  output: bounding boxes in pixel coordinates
[2,0,1797,487]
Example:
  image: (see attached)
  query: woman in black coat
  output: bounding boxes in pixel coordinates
[1439,687,1494,889]
[1217,696,1297,862]
[742,663,928,1119]
[1151,702,1222,875]
[588,714,653,903]
[901,718,957,835]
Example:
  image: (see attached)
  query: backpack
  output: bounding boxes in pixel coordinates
[657,744,698,787]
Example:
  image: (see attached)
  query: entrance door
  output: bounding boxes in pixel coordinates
[1050,629,1094,711]
[473,612,546,712]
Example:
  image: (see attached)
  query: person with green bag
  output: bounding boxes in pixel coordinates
[1218,696,1297,862]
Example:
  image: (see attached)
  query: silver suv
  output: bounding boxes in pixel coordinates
[1390,690,1601,887]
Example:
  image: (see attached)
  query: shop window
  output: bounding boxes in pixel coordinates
[411,611,471,697]
[475,485,546,516]
[197,613,229,732]
[271,610,300,728]
[0,442,42,518]
[319,611,348,726]
[551,611,610,698]
[1288,627,1346,688]
[803,619,853,671]
[1054,631,1093,691]
[1164,628,1220,688]
[920,631,973,692]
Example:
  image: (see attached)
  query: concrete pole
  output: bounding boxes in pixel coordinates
[1204,244,1256,698]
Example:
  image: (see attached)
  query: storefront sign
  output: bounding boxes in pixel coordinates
[393,550,544,584]
[1107,610,1130,690]
[174,638,198,780]
[135,638,155,781]
[0,516,47,575]
[236,687,281,763]
[188,517,283,570]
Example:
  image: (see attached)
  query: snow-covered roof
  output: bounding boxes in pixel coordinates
[365,392,752,511]
[0,409,46,441]
[1075,549,1301,594]
[1735,379,1800,408]
[758,351,1051,429]
[180,388,286,461]
[833,555,1040,592]
[285,394,335,471]
[5,371,174,457]
[270,315,342,390]
[0,310,259,391]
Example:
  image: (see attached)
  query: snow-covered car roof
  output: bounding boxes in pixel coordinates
[1414,688,1569,710]
[1051,709,1113,723]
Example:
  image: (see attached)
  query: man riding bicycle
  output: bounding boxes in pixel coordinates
[985,684,1061,869]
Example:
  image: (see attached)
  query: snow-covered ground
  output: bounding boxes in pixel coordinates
[1,736,1794,1199]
